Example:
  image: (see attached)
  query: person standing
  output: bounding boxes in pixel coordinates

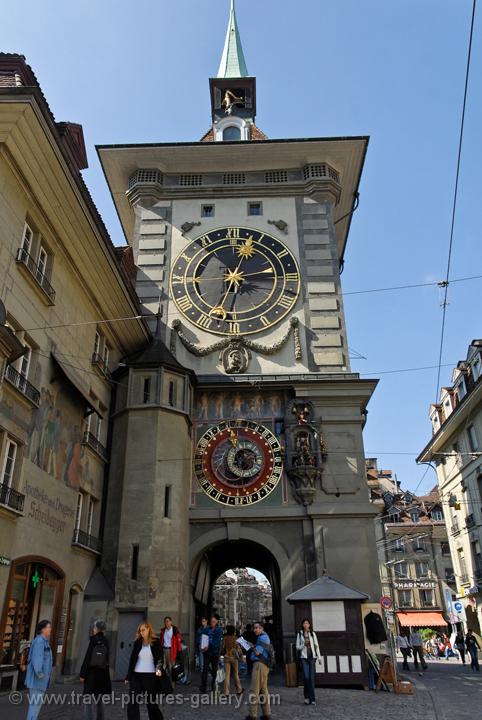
[125,622,164,720]
[247,621,272,720]
[196,617,209,672]
[296,619,321,706]
[80,619,112,720]
[454,631,466,665]
[221,625,243,696]
[159,617,182,679]
[465,630,480,671]
[200,614,223,694]
[409,629,427,672]
[25,620,53,720]
[242,624,256,677]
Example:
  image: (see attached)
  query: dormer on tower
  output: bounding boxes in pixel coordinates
[208,0,258,142]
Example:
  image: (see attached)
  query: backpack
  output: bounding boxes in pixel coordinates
[89,640,108,669]
[258,640,276,669]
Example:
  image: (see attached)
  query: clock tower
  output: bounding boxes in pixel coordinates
[99,0,381,677]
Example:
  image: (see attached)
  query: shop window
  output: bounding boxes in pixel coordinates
[0,560,63,666]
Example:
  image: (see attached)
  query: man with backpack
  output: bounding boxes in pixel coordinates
[246,621,273,720]
[80,619,111,720]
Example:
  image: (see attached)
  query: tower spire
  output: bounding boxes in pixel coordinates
[217,0,248,79]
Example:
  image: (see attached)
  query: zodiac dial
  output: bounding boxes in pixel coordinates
[194,420,283,506]
[169,227,300,336]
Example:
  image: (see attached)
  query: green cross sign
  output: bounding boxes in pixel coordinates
[31,569,41,588]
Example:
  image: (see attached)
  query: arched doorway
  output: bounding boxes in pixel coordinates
[191,539,286,660]
[0,557,64,666]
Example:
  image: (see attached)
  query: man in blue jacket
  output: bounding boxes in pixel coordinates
[247,621,271,720]
[200,613,223,694]
[25,620,53,720]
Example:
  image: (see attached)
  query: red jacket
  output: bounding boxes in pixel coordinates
[159,626,182,663]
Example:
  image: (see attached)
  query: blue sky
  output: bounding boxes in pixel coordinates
[4,0,481,492]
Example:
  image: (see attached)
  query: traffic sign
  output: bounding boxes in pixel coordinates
[380,595,393,610]
[454,601,463,612]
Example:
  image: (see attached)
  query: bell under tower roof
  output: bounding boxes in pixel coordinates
[217,0,248,78]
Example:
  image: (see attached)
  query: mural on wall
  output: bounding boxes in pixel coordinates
[28,387,86,489]
[194,391,284,421]
[1,383,90,491]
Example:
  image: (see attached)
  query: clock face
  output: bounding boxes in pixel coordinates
[194,419,283,506]
[170,227,300,336]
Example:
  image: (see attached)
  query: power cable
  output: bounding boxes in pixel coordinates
[344,273,482,297]
[435,0,477,399]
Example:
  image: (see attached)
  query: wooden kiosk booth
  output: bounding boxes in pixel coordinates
[286,575,369,688]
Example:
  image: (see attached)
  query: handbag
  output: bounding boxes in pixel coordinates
[216,665,225,684]
[171,662,185,682]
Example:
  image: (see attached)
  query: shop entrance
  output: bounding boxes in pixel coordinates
[0,557,64,666]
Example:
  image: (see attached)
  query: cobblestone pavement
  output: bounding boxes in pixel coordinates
[405,656,482,720]
[0,669,436,720]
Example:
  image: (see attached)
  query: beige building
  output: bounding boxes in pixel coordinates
[368,459,454,632]
[212,568,272,628]
[418,339,482,635]
[0,55,149,677]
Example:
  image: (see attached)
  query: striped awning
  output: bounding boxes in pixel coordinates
[397,611,447,628]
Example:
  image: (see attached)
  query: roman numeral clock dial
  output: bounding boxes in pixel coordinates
[169,227,300,335]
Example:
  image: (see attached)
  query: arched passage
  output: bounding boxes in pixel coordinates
[190,528,295,659]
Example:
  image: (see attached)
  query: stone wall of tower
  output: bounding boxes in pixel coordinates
[130,194,351,376]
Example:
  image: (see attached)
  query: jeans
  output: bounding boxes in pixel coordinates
[83,697,105,720]
[412,646,427,669]
[27,689,45,720]
[200,653,219,692]
[468,646,480,671]
[301,658,316,702]
[399,648,410,671]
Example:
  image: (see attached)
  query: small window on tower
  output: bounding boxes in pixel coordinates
[248,202,263,216]
[223,126,241,141]
[143,378,151,404]
[201,204,215,218]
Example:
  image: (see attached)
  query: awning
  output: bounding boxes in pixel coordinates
[397,611,447,628]
[51,352,103,418]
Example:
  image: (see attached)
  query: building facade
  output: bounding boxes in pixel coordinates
[418,340,482,635]
[99,1,382,680]
[368,459,454,631]
[212,568,272,628]
[0,55,149,676]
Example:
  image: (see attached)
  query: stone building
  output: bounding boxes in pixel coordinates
[99,1,381,680]
[212,568,272,628]
[418,339,482,635]
[0,55,148,677]
[368,459,454,632]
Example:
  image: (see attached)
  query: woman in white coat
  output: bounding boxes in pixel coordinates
[296,619,321,705]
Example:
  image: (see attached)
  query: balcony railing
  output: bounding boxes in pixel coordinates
[82,431,108,461]
[72,528,102,553]
[0,482,25,513]
[16,248,55,303]
[91,353,111,380]
[451,523,460,535]
[4,364,40,406]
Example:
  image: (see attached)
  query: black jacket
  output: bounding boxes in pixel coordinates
[80,633,112,696]
[364,611,387,644]
[126,638,163,681]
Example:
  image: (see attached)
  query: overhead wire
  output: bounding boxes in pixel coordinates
[435,0,477,400]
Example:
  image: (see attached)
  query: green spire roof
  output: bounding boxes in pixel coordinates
[217,0,249,78]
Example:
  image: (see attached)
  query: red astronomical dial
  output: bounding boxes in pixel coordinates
[194,419,283,506]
